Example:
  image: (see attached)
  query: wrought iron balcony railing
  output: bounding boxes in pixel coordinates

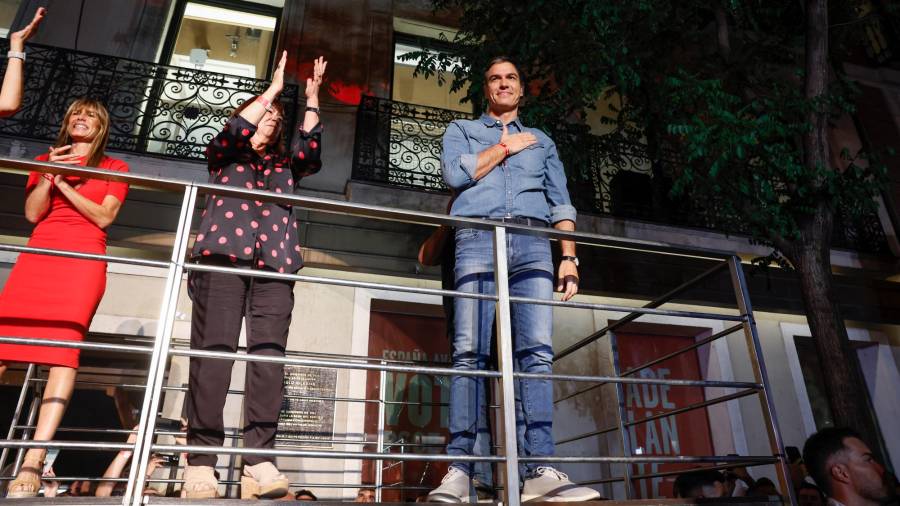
[351,95,890,254]
[0,40,299,161]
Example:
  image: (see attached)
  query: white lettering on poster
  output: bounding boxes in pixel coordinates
[625,367,680,498]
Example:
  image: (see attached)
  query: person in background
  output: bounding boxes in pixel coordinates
[0,7,46,117]
[802,427,895,506]
[355,487,376,502]
[295,489,318,500]
[183,51,327,500]
[0,98,129,498]
[673,469,728,499]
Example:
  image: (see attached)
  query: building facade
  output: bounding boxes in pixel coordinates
[0,0,898,500]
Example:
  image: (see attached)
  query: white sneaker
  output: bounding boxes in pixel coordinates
[521,467,602,502]
[427,467,471,503]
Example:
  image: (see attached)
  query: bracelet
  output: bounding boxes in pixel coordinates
[498,143,509,158]
[41,173,54,183]
[7,50,26,61]
[255,96,273,112]
[305,106,320,114]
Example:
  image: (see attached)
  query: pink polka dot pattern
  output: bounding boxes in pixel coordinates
[191,115,323,273]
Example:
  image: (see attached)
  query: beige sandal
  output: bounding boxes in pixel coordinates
[6,458,43,498]
[182,465,218,499]
[241,461,289,499]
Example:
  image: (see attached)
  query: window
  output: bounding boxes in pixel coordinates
[392,19,469,113]
[0,0,24,38]
[163,0,282,79]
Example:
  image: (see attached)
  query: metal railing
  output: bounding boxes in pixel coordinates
[0,41,299,161]
[0,156,796,505]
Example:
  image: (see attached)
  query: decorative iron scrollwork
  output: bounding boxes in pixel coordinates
[0,41,298,161]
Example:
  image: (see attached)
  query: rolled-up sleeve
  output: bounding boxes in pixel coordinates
[442,121,477,190]
[545,141,577,224]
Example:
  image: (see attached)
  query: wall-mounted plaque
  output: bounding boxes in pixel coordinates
[278,366,337,448]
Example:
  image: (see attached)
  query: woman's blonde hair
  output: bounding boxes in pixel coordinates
[54,98,111,167]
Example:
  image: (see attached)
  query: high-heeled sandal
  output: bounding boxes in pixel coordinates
[241,461,289,499]
[182,465,218,499]
[6,458,43,498]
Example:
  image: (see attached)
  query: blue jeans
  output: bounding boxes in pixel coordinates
[447,227,555,479]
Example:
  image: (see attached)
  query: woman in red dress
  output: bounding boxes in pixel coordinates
[0,98,129,498]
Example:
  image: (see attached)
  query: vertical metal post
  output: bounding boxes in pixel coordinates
[608,332,636,499]
[127,185,198,505]
[12,366,42,476]
[0,364,35,472]
[727,256,797,506]
[375,364,387,502]
[492,226,521,506]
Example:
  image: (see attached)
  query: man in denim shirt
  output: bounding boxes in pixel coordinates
[428,57,600,503]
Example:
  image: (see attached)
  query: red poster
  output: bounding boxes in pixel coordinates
[363,309,452,502]
[615,331,715,498]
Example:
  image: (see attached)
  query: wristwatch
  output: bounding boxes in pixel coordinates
[561,255,579,267]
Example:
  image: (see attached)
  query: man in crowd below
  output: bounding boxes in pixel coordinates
[295,489,318,500]
[802,427,895,506]
[355,487,375,502]
[427,55,598,503]
[673,469,728,499]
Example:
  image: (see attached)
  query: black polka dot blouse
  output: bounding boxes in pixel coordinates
[191,115,323,273]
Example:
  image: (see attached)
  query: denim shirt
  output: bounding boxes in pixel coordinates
[441,114,577,225]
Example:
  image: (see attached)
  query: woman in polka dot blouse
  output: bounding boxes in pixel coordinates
[183,52,327,500]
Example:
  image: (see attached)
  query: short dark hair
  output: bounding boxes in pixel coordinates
[802,427,861,497]
[295,489,318,500]
[673,469,726,498]
[483,56,525,86]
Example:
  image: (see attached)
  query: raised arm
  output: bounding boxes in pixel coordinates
[0,8,46,117]
[289,56,327,178]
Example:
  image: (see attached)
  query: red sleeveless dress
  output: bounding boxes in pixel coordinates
[0,155,129,368]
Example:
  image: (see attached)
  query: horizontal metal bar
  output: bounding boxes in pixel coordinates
[576,459,780,486]
[0,335,154,354]
[514,370,761,388]
[555,261,730,361]
[628,459,779,482]
[152,444,504,462]
[624,389,759,428]
[32,378,150,391]
[0,156,735,260]
[620,323,745,377]
[554,383,604,405]
[168,347,502,378]
[0,476,128,482]
[509,295,745,322]
[185,261,498,302]
[160,384,453,407]
[144,478,435,491]
[0,440,133,451]
[0,243,169,269]
[555,424,618,446]
[519,455,778,464]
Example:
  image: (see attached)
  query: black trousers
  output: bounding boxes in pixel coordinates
[186,260,294,467]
